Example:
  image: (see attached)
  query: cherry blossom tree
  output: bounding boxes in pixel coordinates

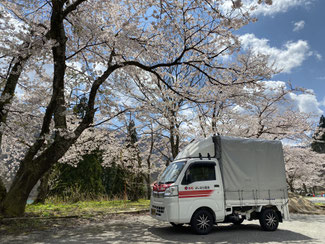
[284,146,325,193]
[0,0,278,217]
[0,1,54,199]
[118,67,197,165]
[193,80,314,142]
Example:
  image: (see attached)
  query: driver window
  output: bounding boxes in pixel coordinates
[183,164,216,184]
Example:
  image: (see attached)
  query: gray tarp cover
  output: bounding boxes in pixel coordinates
[175,136,288,201]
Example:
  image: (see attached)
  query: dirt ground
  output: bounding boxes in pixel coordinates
[1,213,325,244]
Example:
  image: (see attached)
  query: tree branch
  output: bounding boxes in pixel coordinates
[62,0,88,19]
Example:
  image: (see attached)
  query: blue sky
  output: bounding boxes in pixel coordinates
[234,0,325,117]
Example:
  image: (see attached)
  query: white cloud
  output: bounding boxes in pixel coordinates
[315,53,322,61]
[259,80,286,96]
[260,80,286,90]
[293,20,305,32]
[261,82,324,115]
[239,80,324,117]
[239,34,310,73]
[220,0,313,17]
[289,92,323,115]
[321,97,325,107]
[252,0,313,16]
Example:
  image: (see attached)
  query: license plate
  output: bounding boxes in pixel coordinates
[151,208,156,215]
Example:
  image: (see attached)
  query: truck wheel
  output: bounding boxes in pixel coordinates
[259,209,279,231]
[170,222,184,227]
[191,209,214,235]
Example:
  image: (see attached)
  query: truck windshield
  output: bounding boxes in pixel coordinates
[158,161,186,184]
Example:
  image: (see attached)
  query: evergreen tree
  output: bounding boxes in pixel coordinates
[124,120,146,201]
[50,152,105,201]
[311,115,325,153]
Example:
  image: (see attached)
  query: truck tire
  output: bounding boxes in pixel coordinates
[259,208,279,231]
[191,209,214,235]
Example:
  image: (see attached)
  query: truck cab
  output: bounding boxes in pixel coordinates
[150,135,290,234]
[151,159,225,234]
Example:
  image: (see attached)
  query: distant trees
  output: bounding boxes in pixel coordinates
[284,146,325,194]
[283,115,325,194]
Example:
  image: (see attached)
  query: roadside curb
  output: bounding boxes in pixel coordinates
[0,209,150,222]
[113,209,149,215]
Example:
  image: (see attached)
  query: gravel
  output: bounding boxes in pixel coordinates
[1,213,325,244]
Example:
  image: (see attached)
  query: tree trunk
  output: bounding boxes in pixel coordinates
[289,184,294,193]
[1,136,75,216]
[146,173,151,200]
[146,125,154,200]
[34,170,51,204]
[287,178,295,193]
[1,162,46,216]
[170,127,179,160]
[0,62,117,217]
[0,0,101,217]
[0,178,7,203]
[302,183,307,196]
[0,56,30,207]
[211,101,217,133]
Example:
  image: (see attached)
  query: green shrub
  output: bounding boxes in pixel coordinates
[49,153,146,202]
[50,152,105,200]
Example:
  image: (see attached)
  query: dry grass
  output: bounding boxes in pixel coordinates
[25,199,150,218]
[288,192,325,214]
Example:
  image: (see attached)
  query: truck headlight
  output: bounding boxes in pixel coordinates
[164,185,178,197]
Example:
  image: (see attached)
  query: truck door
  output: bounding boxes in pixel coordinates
[178,161,225,222]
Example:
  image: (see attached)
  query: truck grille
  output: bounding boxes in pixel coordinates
[152,205,165,215]
[153,191,164,198]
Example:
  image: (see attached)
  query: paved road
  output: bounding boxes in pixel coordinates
[1,214,325,244]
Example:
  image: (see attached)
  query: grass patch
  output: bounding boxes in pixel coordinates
[315,202,325,206]
[25,199,150,218]
[1,199,150,235]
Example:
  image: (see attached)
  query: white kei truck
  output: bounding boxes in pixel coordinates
[150,135,289,234]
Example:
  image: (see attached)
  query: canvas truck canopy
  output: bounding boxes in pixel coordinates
[175,136,288,201]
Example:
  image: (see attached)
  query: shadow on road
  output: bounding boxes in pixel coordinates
[1,215,320,244]
[148,223,313,244]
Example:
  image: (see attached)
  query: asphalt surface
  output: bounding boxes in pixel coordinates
[1,214,325,244]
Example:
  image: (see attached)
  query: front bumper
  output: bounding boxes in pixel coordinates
[150,196,179,223]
